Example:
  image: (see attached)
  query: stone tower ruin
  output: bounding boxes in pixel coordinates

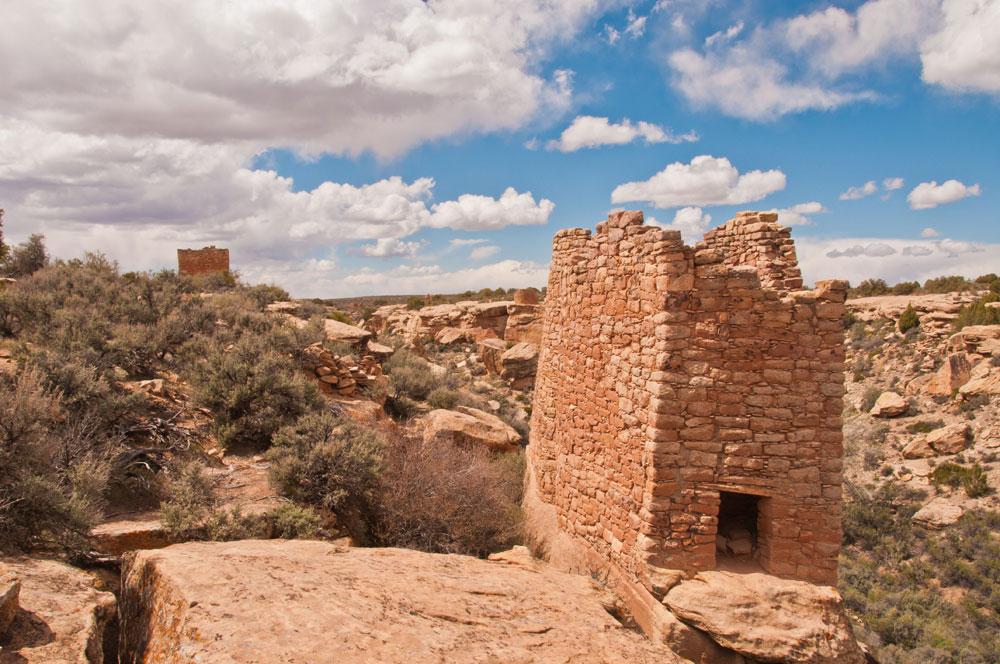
[177,246,230,277]
[525,210,847,594]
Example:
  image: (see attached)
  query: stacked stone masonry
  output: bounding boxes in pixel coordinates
[177,246,230,276]
[527,210,847,591]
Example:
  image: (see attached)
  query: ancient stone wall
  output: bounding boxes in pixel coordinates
[526,210,847,591]
[177,246,230,276]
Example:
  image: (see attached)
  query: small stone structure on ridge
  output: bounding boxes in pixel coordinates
[177,246,230,277]
[525,210,847,593]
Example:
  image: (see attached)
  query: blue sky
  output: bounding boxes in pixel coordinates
[1,0,998,296]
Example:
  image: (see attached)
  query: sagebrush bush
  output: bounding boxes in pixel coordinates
[190,334,323,450]
[923,275,975,294]
[0,370,112,553]
[427,386,461,409]
[373,437,523,557]
[1,234,49,278]
[954,293,1000,330]
[384,349,438,401]
[930,462,990,498]
[267,412,384,536]
[861,387,882,412]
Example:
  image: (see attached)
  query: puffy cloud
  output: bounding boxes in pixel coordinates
[825,242,898,258]
[604,25,621,44]
[611,155,786,208]
[798,235,999,286]
[470,245,501,260]
[921,227,940,237]
[648,207,713,242]
[0,0,596,159]
[448,238,488,248]
[907,179,982,209]
[921,0,1000,94]
[839,180,879,200]
[883,177,905,190]
[359,238,424,258]
[783,0,941,76]
[666,47,873,120]
[428,187,555,231]
[770,201,826,226]
[547,115,698,152]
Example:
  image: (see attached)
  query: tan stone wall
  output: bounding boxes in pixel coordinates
[527,210,846,590]
[177,247,229,276]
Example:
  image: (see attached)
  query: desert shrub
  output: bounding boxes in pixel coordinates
[954,293,1000,330]
[0,370,112,553]
[923,275,975,294]
[427,386,462,409]
[843,310,859,329]
[931,462,990,498]
[160,462,217,538]
[851,278,890,298]
[406,296,424,310]
[384,394,421,422]
[374,436,523,556]
[244,283,290,308]
[267,503,323,539]
[905,420,945,435]
[189,334,323,450]
[1,234,49,278]
[384,349,438,401]
[959,394,990,415]
[898,305,920,333]
[891,281,921,295]
[267,412,384,537]
[326,309,353,324]
[861,387,882,413]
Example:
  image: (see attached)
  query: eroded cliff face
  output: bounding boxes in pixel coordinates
[119,540,683,664]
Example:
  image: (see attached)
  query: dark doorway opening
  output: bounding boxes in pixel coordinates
[716,491,760,559]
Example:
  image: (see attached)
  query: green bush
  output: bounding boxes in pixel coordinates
[898,305,920,333]
[954,293,1000,330]
[326,309,353,324]
[190,334,323,450]
[427,386,462,409]
[861,387,882,413]
[384,349,438,401]
[923,275,975,294]
[931,462,990,498]
[891,281,921,295]
[384,394,421,422]
[0,370,112,553]
[905,420,945,435]
[851,278,890,298]
[1,234,49,278]
[267,412,384,537]
[406,296,424,310]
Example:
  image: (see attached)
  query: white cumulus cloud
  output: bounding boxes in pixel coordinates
[839,180,879,200]
[907,179,982,209]
[921,227,940,237]
[428,187,555,231]
[359,238,424,258]
[770,201,826,226]
[470,245,501,260]
[547,115,698,152]
[611,155,786,208]
[921,0,1000,94]
[648,207,713,242]
[826,242,898,258]
[883,177,905,190]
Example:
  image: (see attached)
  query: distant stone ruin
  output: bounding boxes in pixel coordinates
[177,246,230,277]
[525,210,847,594]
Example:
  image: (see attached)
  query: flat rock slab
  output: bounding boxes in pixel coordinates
[0,557,116,664]
[664,571,864,664]
[120,540,679,664]
[92,514,171,555]
[913,497,965,529]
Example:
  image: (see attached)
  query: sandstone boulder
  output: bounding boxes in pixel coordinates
[323,318,372,345]
[663,571,864,664]
[91,514,172,555]
[478,338,506,376]
[120,540,680,664]
[958,361,1000,397]
[925,422,970,454]
[366,341,395,359]
[434,326,469,345]
[500,342,538,390]
[422,407,521,452]
[913,498,964,529]
[0,572,18,637]
[948,325,1000,355]
[924,353,973,397]
[0,558,116,663]
[870,391,908,417]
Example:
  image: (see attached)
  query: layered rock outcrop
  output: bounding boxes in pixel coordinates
[0,558,116,663]
[119,540,681,663]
